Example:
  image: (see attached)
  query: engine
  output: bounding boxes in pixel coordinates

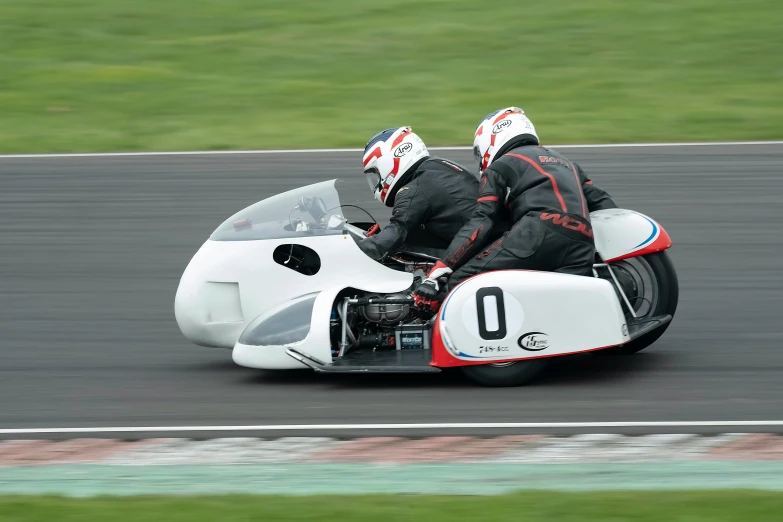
[330,292,431,355]
[359,293,411,325]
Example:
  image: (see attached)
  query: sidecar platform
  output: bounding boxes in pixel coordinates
[627,314,672,340]
[286,348,441,374]
[285,314,673,373]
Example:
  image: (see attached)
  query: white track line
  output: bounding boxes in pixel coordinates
[1,141,782,159]
[2,420,783,435]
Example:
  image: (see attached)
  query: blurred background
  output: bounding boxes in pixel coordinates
[1,0,782,520]
[1,0,781,152]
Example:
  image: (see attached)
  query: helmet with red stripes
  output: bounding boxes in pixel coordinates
[362,126,429,207]
[473,107,539,175]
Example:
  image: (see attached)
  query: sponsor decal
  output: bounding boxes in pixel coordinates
[492,119,512,134]
[478,345,510,354]
[518,332,550,351]
[394,142,413,158]
[440,159,464,172]
[538,155,572,167]
[621,323,628,336]
[233,218,252,230]
[539,212,593,239]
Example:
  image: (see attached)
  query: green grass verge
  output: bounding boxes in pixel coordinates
[1,491,782,521]
[2,0,781,153]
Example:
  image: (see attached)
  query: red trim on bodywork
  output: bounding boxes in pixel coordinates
[506,153,568,213]
[430,312,448,366]
[604,225,673,263]
[429,268,625,368]
[432,338,625,368]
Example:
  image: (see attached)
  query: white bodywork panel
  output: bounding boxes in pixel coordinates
[175,234,412,349]
[590,209,665,262]
[438,270,630,362]
[174,181,662,370]
[232,288,343,369]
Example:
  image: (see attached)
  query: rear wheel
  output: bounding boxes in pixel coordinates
[460,359,549,387]
[601,251,678,354]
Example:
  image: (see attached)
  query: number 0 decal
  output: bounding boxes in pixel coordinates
[476,287,507,340]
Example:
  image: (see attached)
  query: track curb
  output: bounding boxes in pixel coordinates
[2,433,781,467]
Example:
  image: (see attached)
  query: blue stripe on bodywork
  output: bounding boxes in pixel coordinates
[633,215,659,249]
[457,352,506,359]
[440,278,472,321]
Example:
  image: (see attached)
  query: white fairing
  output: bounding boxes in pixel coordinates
[175,234,411,348]
[439,271,629,361]
[232,288,344,369]
[175,214,412,351]
[590,209,667,262]
[175,177,668,372]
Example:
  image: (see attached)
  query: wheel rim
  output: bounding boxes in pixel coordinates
[491,258,661,365]
[610,257,659,319]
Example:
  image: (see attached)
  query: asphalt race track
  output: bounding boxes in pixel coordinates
[1,144,782,438]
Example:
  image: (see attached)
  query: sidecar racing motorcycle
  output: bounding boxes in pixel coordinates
[174,179,677,386]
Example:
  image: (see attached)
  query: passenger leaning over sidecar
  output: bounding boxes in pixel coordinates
[413,107,618,312]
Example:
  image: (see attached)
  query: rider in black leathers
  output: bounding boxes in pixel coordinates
[358,127,481,261]
[413,108,617,310]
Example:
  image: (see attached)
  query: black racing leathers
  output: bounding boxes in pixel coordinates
[357,157,480,261]
[439,145,618,290]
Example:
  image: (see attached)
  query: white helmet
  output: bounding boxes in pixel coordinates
[362,126,429,207]
[473,107,539,174]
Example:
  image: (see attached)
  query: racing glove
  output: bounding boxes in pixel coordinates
[412,261,452,312]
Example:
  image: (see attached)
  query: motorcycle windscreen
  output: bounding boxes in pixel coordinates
[210,179,344,242]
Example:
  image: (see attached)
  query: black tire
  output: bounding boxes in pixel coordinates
[607,251,678,354]
[460,359,549,387]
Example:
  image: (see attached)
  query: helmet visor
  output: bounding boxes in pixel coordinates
[473,145,482,168]
[364,168,381,193]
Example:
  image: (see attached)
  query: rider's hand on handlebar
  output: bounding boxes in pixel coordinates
[366,224,380,237]
[412,279,440,311]
[412,261,452,312]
